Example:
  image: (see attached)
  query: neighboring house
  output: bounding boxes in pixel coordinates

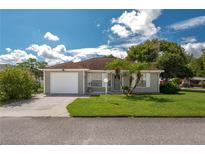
[43,57,164,95]
[180,77,205,87]
[191,77,205,87]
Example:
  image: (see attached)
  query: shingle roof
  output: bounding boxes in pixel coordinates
[45,57,115,70]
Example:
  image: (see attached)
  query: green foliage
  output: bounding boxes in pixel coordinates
[127,39,187,62]
[106,59,130,80]
[0,67,37,101]
[127,39,160,62]
[17,58,47,81]
[160,81,180,94]
[199,81,205,88]
[106,59,130,70]
[37,85,44,93]
[127,39,193,79]
[106,59,149,95]
[129,62,149,73]
[202,50,205,69]
[157,53,193,79]
[188,52,205,77]
[17,58,47,93]
[121,86,130,94]
[172,77,181,85]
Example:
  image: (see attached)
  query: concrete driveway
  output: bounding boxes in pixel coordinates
[1,118,205,144]
[0,94,77,117]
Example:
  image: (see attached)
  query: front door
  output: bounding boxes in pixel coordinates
[113,75,121,91]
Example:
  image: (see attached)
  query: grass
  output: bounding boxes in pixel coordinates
[67,92,205,117]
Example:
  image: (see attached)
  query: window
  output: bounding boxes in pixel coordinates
[91,80,102,87]
[88,73,102,87]
[87,72,111,87]
[132,73,150,87]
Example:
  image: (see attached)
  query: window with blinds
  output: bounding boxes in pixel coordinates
[131,73,150,88]
[87,73,111,87]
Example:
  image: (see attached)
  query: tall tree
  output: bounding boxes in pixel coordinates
[127,39,160,62]
[17,58,47,82]
[202,50,205,70]
[188,50,205,77]
[127,39,192,79]
[157,53,193,79]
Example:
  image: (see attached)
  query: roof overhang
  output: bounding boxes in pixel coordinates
[121,70,164,73]
[140,70,164,73]
[191,77,205,81]
[42,69,90,71]
[42,69,164,73]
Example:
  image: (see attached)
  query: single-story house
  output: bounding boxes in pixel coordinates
[43,57,164,95]
[180,77,205,87]
[191,77,205,87]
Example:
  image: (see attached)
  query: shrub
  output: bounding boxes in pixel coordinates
[160,81,180,94]
[122,86,130,94]
[37,85,44,93]
[199,81,205,88]
[172,77,181,85]
[0,67,37,101]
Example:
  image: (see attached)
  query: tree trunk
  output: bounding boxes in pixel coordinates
[128,71,142,95]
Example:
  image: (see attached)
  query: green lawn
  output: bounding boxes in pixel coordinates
[67,92,205,117]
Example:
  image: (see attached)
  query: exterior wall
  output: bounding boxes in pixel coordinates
[123,72,160,93]
[86,87,111,94]
[45,71,50,95]
[84,71,88,93]
[45,70,161,95]
[44,71,84,95]
[78,71,84,94]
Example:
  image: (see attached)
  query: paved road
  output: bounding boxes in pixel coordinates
[0,94,78,117]
[0,118,205,144]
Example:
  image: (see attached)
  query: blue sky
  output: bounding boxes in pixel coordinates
[0,9,205,65]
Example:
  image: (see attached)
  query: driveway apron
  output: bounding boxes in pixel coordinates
[0,94,77,117]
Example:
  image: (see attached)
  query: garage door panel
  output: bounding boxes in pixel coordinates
[50,72,78,94]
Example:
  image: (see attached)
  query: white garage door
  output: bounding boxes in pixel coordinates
[50,72,78,94]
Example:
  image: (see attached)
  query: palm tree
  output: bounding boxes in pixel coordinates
[106,59,149,95]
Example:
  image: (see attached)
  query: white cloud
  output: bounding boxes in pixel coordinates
[5,48,12,52]
[108,32,150,50]
[68,45,127,62]
[96,24,100,27]
[181,36,197,43]
[111,9,161,38]
[0,49,37,64]
[112,42,141,49]
[44,32,60,41]
[53,45,67,53]
[26,42,128,65]
[182,42,205,57]
[27,44,73,65]
[169,16,205,30]
[111,24,131,38]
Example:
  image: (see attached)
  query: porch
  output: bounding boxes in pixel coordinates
[85,71,122,94]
